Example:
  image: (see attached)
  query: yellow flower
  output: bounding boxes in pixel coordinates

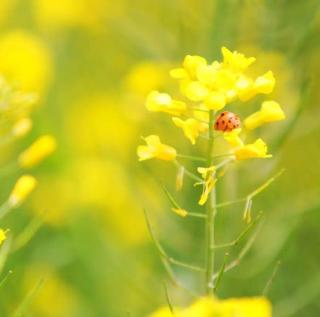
[171,55,207,80]
[18,135,57,168]
[149,296,272,317]
[0,229,7,245]
[223,128,243,148]
[244,100,285,130]
[204,91,226,110]
[137,135,176,161]
[220,297,272,317]
[181,80,209,102]
[32,0,119,30]
[8,175,37,207]
[235,138,272,160]
[196,166,216,205]
[172,117,208,144]
[12,118,33,138]
[24,266,78,317]
[125,62,169,96]
[254,71,275,94]
[221,46,256,73]
[149,307,175,317]
[146,91,186,116]
[0,31,53,95]
[237,71,275,102]
[236,74,255,101]
[196,61,221,87]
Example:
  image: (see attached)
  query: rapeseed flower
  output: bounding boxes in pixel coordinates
[8,175,37,207]
[245,100,286,130]
[0,31,52,95]
[137,135,176,161]
[172,117,208,144]
[235,139,271,160]
[18,135,57,168]
[149,296,271,317]
[146,91,186,115]
[0,229,7,245]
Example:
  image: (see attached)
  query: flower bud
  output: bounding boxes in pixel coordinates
[18,135,56,168]
[8,175,37,207]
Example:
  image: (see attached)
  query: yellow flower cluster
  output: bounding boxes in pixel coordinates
[149,296,271,317]
[137,47,286,205]
[137,47,285,162]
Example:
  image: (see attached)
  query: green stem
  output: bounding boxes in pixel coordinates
[205,110,216,295]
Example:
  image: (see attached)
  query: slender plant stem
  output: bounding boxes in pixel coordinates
[205,110,216,295]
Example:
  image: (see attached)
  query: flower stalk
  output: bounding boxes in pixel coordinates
[205,110,217,295]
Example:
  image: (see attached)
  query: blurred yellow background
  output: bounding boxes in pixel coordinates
[0,0,319,316]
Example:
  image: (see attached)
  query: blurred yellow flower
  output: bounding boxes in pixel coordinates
[137,135,176,161]
[66,96,138,161]
[149,296,271,317]
[235,138,271,160]
[18,135,57,168]
[146,91,186,116]
[70,158,148,244]
[24,267,78,317]
[125,62,169,96]
[172,117,208,144]
[196,166,216,205]
[0,31,53,95]
[32,0,122,30]
[244,100,285,130]
[0,229,7,245]
[8,175,37,207]
[30,176,74,226]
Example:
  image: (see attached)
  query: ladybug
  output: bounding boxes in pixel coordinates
[214,111,241,132]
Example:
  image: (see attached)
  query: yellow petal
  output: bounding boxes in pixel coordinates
[182,80,209,101]
[235,138,272,160]
[222,46,255,72]
[170,67,188,79]
[0,229,7,245]
[183,55,207,78]
[236,75,255,101]
[137,135,176,161]
[244,100,285,130]
[145,90,186,116]
[223,128,243,148]
[172,117,208,144]
[254,71,275,94]
[204,91,226,110]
